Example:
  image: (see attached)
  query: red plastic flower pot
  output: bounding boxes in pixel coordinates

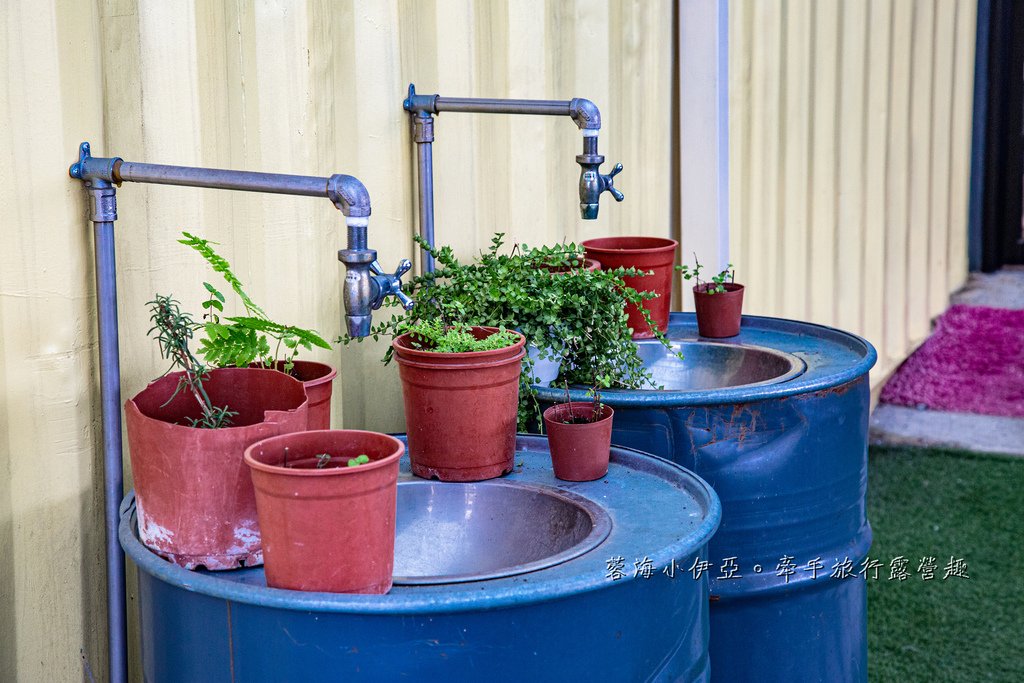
[250,360,337,430]
[244,430,403,594]
[392,327,526,482]
[581,236,678,338]
[124,368,308,570]
[692,283,745,338]
[542,402,615,481]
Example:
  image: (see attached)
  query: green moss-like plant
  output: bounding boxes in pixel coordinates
[402,319,520,353]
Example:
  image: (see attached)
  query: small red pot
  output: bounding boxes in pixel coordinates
[693,283,745,338]
[581,236,678,338]
[245,430,403,594]
[251,360,337,430]
[393,327,525,482]
[124,368,308,570]
[542,402,615,482]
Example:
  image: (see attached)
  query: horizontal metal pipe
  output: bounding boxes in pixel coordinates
[115,161,329,197]
[433,96,572,117]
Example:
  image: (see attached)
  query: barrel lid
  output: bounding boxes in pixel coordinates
[120,435,720,614]
[534,312,877,407]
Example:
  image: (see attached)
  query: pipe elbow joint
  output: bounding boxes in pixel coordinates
[569,98,602,131]
[328,174,371,218]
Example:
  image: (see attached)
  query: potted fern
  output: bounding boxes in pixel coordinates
[179,232,336,428]
[678,255,744,338]
[391,319,525,481]
[124,295,308,570]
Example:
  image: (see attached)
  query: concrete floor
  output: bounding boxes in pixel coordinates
[869,266,1024,457]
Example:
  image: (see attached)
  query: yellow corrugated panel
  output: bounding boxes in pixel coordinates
[1,2,672,678]
[728,0,977,383]
[0,2,108,681]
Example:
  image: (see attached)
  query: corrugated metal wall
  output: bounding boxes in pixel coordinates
[1,1,672,679]
[728,0,977,383]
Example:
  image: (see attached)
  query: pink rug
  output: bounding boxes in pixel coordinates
[880,304,1024,417]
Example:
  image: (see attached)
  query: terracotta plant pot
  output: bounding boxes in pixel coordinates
[393,326,526,481]
[124,368,308,570]
[542,402,615,482]
[245,430,403,594]
[250,360,337,430]
[581,236,678,338]
[693,283,745,338]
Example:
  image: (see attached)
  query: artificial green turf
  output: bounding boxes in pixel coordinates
[867,447,1024,682]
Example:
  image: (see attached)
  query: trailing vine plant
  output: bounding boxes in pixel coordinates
[340,232,679,429]
[147,294,237,428]
[179,232,331,374]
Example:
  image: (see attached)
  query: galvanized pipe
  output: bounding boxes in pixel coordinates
[403,83,622,270]
[412,113,436,272]
[434,96,572,117]
[114,161,328,198]
[88,181,128,683]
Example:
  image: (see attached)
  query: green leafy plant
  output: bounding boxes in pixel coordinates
[558,381,606,425]
[312,453,369,469]
[179,232,331,374]
[342,232,678,428]
[677,254,736,294]
[402,319,521,353]
[147,294,237,429]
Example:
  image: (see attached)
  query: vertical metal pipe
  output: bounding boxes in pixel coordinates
[90,186,128,683]
[414,112,436,273]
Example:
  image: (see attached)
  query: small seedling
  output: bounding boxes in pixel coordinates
[347,454,371,468]
[677,253,735,294]
[558,380,606,424]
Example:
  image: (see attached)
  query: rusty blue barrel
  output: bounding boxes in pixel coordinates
[121,435,720,681]
[535,313,876,681]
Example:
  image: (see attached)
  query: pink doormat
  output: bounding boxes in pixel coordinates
[880,305,1024,417]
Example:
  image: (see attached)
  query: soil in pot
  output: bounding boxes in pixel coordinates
[245,430,403,594]
[393,326,525,482]
[124,367,308,570]
[542,402,615,482]
[693,282,745,338]
[581,237,678,338]
[250,360,337,430]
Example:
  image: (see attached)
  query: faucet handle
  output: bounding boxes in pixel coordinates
[370,258,415,311]
[603,163,624,202]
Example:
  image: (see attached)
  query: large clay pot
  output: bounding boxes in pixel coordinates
[245,430,403,594]
[393,327,525,481]
[251,360,337,430]
[124,368,308,570]
[693,283,745,338]
[542,402,615,481]
[582,236,678,338]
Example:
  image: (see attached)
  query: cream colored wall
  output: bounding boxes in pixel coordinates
[727,0,977,383]
[2,1,673,680]
[0,1,109,681]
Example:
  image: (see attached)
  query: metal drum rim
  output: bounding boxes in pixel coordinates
[119,435,721,615]
[533,312,878,407]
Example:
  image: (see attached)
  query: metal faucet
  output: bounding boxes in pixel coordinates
[69,142,413,339]
[403,84,625,271]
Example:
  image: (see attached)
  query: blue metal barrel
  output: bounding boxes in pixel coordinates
[535,313,877,681]
[121,435,720,682]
